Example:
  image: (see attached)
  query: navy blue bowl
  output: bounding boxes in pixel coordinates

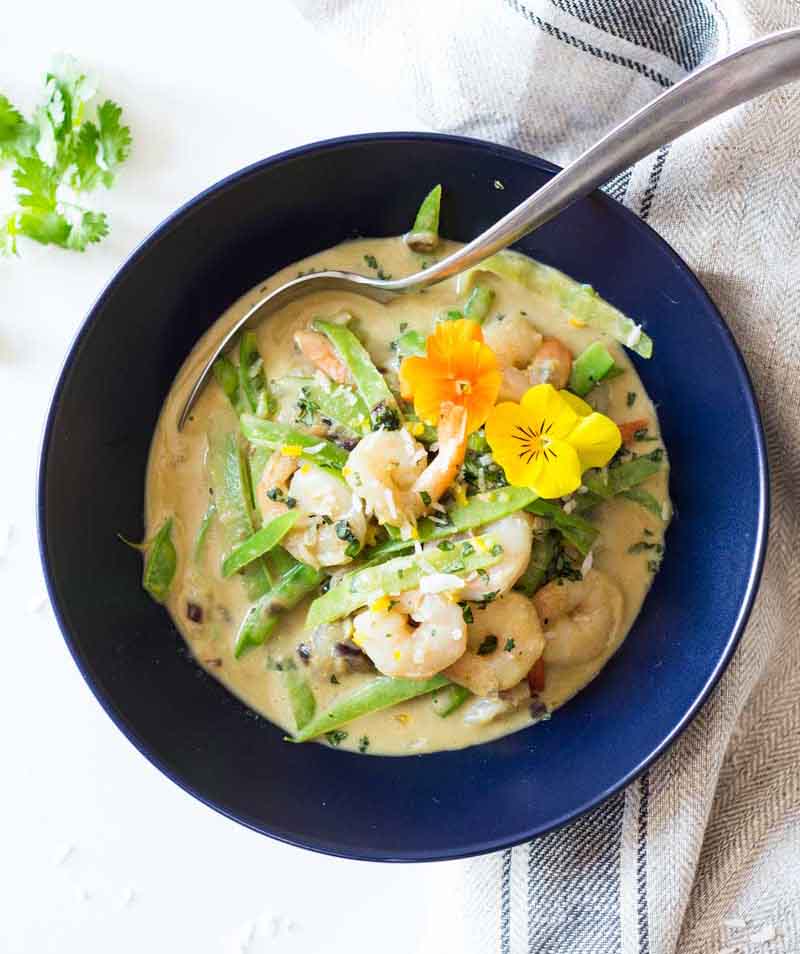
[38,133,768,861]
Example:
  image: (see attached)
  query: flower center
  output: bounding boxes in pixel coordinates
[455,378,472,394]
[511,420,558,464]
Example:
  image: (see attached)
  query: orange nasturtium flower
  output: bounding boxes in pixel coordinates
[399,319,501,433]
[485,384,621,499]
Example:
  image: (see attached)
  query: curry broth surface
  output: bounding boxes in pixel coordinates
[146,237,670,755]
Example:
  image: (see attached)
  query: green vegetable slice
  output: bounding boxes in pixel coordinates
[458,250,652,358]
[569,341,616,396]
[291,674,449,742]
[312,319,402,430]
[240,414,348,471]
[462,283,495,324]
[515,531,556,596]
[431,683,471,717]
[307,532,504,628]
[222,511,299,578]
[142,517,177,603]
[193,502,216,563]
[235,562,323,658]
[361,487,537,564]
[207,426,272,598]
[404,184,442,252]
[279,660,317,731]
[292,378,371,436]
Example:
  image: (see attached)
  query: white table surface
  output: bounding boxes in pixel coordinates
[0,5,465,951]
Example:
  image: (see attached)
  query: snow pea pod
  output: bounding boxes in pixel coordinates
[238,331,274,416]
[431,683,471,718]
[142,517,177,603]
[569,341,616,396]
[312,319,401,431]
[234,562,323,658]
[463,283,495,324]
[515,531,556,597]
[362,486,537,564]
[291,673,449,742]
[207,427,272,597]
[525,499,598,557]
[222,510,299,578]
[279,660,317,731]
[404,183,442,253]
[240,414,348,471]
[292,378,371,436]
[307,532,503,628]
[457,250,653,358]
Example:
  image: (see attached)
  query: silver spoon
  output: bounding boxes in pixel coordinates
[179,27,800,429]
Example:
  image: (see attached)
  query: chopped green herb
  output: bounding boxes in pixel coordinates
[476,635,498,655]
[267,487,284,502]
[420,491,432,506]
[399,322,408,333]
[358,735,370,753]
[363,253,391,280]
[461,542,475,558]
[437,540,455,552]
[504,638,516,652]
[296,386,320,426]
[490,543,504,557]
[460,602,474,624]
[325,729,348,746]
[335,520,361,557]
[626,392,637,407]
[330,674,340,685]
[285,496,297,509]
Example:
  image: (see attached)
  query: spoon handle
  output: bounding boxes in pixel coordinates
[407,28,800,289]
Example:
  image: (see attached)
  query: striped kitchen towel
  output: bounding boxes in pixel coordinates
[294,1,800,951]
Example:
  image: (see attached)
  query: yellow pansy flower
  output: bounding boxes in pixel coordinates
[485,384,621,499]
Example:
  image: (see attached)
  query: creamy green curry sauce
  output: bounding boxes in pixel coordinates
[145,237,670,755]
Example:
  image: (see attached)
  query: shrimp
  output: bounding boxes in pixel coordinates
[256,453,366,568]
[483,315,571,399]
[530,337,572,390]
[445,592,544,696]
[345,402,467,534]
[352,590,467,679]
[294,329,351,385]
[458,512,534,601]
[533,569,623,666]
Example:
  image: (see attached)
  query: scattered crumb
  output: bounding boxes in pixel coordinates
[750,925,776,945]
[54,842,75,866]
[718,947,740,954]
[724,918,748,930]
[493,179,505,190]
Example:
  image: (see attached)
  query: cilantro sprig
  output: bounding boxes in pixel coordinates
[1,55,131,255]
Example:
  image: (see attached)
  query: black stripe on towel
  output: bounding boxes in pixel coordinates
[504,0,674,89]
[501,848,512,954]
[525,792,626,953]
[549,0,718,72]
[637,770,651,954]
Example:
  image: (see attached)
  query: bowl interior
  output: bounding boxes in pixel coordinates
[39,134,767,861]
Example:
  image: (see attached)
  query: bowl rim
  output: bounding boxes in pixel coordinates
[37,131,770,862]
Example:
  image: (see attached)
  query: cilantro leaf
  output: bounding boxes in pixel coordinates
[0,95,36,161]
[13,155,59,210]
[1,57,130,257]
[96,100,131,184]
[65,209,109,251]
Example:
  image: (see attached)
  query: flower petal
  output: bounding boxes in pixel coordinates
[568,412,622,470]
[400,319,500,432]
[485,402,537,486]
[520,383,579,439]
[526,438,582,498]
[559,390,593,418]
